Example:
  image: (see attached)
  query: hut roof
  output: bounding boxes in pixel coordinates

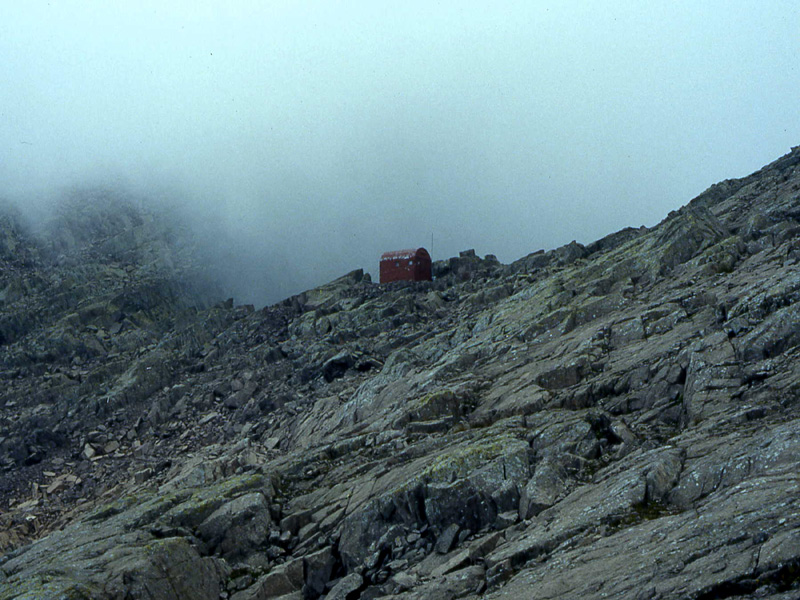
[380,248,429,261]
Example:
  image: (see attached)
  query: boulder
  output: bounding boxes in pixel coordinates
[197,492,272,558]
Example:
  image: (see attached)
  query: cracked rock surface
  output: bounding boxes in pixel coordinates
[2,148,800,599]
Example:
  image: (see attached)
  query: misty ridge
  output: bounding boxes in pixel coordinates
[2,183,340,307]
[0,178,644,311]
[2,3,798,314]
[1,171,588,310]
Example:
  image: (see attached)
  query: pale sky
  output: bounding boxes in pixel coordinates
[2,1,799,304]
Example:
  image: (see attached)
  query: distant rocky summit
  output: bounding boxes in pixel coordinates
[2,148,800,599]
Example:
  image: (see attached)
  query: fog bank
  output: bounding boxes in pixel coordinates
[2,2,799,305]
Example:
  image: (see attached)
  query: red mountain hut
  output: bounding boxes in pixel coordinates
[380,248,432,284]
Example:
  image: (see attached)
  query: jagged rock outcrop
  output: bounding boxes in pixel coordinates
[2,147,800,599]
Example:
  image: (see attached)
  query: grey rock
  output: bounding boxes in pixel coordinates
[197,492,272,559]
[435,524,461,555]
[322,351,356,382]
[325,573,363,600]
[519,457,568,520]
[426,480,492,537]
[430,550,471,577]
[303,546,336,598]
[232,559,304,600]
[397,565,486,600]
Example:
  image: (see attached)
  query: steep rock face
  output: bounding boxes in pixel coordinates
[2,147,800,599]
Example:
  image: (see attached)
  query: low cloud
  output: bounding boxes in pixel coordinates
[2,3,798,306]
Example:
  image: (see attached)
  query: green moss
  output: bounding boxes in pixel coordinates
[0,576,98,600]
[184,472,266,505]
[144,537,184,556]
[606,500,673,533]
[166,495,222,527]
[391,435,514,494]
[228,565,259,580]
[220,472,267,496]
[412,390,455,410]
[703,236,742,275]
[408,389,461,421]
[160,472,270,527]
[86,472,270,533]
[632,500,671,521]
[87,494,141,522]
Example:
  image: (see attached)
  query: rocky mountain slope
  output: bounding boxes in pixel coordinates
[2,147,800,600]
